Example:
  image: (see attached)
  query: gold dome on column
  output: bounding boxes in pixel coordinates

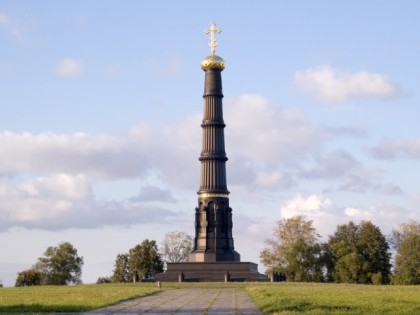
[201,21,225,71]
[201,55,225,71]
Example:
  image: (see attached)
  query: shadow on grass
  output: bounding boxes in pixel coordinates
[0,304,91,313]
[261,301,357,314]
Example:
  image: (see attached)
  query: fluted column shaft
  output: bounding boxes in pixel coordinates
[198,69,229,194]
[189,67,240,262]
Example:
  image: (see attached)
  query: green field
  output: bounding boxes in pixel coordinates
[246,282,420,315]
[1,282,419,314]
[0,283,162,313]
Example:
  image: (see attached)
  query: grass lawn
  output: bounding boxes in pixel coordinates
[1,282,420,314]
[0,283,163,313]
[245,282,420,315]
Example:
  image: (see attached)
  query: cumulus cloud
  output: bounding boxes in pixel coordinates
[225,94,320,166]
[294,65,400,103]
[54,58,83,78]
[0,127,153,179]
[279,194,342,237]
[343,203,418,233]
[0,93,368,190]
[0,92,404,231]
[280,194,333,219]
[278,195,417,238]
[0,174,182,231]
[369,138,420,159]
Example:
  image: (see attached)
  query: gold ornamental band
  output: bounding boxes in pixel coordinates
[198,192,229,199]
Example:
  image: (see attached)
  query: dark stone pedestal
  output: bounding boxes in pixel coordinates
[189,248,240,262]
[155,262,268,282]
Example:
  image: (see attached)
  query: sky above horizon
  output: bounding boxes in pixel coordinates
[1,1,419,286]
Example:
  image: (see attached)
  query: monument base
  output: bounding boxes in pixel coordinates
[189,249,240,262]
[155,262,268,282]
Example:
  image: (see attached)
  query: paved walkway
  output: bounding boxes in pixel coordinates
[84,288,262,315]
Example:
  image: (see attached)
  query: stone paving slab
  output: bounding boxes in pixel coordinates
[82,288,262,315]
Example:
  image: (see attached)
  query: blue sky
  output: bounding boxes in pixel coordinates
[1,1,419,286]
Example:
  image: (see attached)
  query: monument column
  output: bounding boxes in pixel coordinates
[189,22,240,262]
[155,22,267,282]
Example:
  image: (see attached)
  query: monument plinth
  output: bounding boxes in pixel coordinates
[157,22,267,282]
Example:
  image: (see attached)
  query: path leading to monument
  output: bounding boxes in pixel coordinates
[85,287,262,315]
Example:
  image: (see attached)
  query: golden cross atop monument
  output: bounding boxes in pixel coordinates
[204,21,221,56]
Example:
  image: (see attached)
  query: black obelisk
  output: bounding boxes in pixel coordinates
[189,22,240,262]
[155,22,267,282]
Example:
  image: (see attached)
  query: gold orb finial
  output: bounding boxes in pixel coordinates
[201,55,225,71]
[202,21,225,71]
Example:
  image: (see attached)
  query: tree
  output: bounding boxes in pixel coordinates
[15,269,43,287]
[38,241,84,285]
[358,221,391,284]
[328,221,391,284]
[128,239,164,281]
[390,220,420,249]
[111,253,130,283]
[260,216,323,282]
[111,239,164,283]
[391,221,420,285]
[160,231,193,264]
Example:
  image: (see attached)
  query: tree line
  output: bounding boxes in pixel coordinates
[14,231,192,286]
[260,216,420,285]
[101,232,193,284]
[12,221,418,286]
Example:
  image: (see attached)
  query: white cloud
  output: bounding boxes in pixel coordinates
[0,128,153,179]
[344,207,361,216]
[279,194,341,238]
[278,195,417,239]
[294,65,400,103]
[0,92,409,232]
[225,94,320,165]
[0,174,91,225]
[343,204,418,233]
[0,174,182,231]
[54,58,83,78]
[19,173,91,200]
[158,94,326,191]
[280,194,333,219]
